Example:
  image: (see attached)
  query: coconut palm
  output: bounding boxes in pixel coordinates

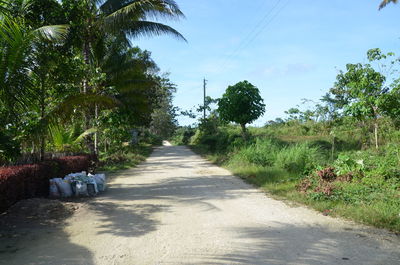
[62,0,185,154]
[0,1,69,160]
[67,0,186,87]
[379,0,398,9]
[0,8,68,118]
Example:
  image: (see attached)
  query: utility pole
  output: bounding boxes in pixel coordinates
[203,78,207,120]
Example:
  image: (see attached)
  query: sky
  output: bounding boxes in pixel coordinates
[135,0,400,127]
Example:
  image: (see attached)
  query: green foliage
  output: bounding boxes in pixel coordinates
[170,127,196,145]
[333,154,364,176]
[0,129,21,162]
[329,49,400,149]
[275,143,321,174]
[232,138,280,167]
[0,1,184,163]
[141,131,163,146]
[218,80,265,133]
[98,144,152,172]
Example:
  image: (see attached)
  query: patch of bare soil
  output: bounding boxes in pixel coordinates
[2,198,78,222]
[0,198,81,258]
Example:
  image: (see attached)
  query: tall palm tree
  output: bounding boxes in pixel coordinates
[63,0,186,154]
[67,0,185,91]
[379,0,398,9]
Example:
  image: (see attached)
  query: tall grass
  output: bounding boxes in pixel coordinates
[231,138,280,167]
[275,143,321,174]
[231,139,321,175]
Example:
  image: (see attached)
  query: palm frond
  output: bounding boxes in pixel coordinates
[49,125,97,152]
[0,0,9,16]
[73,128,97,145]
[46,93,119,124]
[118,20,186,41]
[0,17,35,113]
[31,24,69,42]
[102,0,184,19]
[379,0,398,9]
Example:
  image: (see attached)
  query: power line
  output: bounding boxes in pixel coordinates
[218,0,291,72]
[241,0,291,52]
[222,0,284,66]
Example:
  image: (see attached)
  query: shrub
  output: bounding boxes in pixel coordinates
[233,138,280,167]
[171,127,195,145]
[275,143,320,174]
[54,155,91,176]
[0,155,91,212]
[142,131,163,146]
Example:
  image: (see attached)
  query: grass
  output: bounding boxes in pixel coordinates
[97,144,153,172]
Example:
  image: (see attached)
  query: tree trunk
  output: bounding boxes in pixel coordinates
[94,104,98,155]
[240,123,247,140]
[373,107,379,150]
[374,119,379,150]
[82,40,96,156]
[39,79,46,161]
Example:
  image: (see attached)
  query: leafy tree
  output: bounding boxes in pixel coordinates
[218,80,265,137]
[150,76,178,138]
[329,49,399,149]
[285,108,301,121]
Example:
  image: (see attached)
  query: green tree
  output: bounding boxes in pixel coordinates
[330,49,399,149]
[218,80,265,138]
[0,1,69,161]
[61,0,186,154]
[150,76,178,138]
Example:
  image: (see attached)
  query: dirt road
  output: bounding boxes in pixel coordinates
[1,144,399,265]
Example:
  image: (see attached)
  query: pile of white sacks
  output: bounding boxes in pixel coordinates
[49,172,106,198]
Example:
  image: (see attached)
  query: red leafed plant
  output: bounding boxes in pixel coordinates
[317,167,337,182]
[0,155,91,213]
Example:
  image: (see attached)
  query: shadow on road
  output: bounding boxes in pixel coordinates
[194,223,400,265]
[0,201,94,265]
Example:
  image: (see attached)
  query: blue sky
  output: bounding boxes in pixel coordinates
[136,0,400,126]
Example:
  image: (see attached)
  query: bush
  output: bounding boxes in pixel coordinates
[0,130,21,163]
[171,127,195,145]
[0,155,91,212]
[190,125,243,153]
[275,143,320,174]
[142,131,163,146]
[233,138,280,167]
[54,155,91,176]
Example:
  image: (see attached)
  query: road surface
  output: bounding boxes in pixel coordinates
[1,144,399,265]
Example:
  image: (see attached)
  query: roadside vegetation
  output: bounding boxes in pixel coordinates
[0,0,182,167]
[0,0,182,211]
[172,48,400,232]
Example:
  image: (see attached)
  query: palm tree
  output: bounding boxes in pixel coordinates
[0,14,68,116]
[379,0,398,9]
[63,0,186,154]
[67,0,185,92]
[0,0,69,160]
